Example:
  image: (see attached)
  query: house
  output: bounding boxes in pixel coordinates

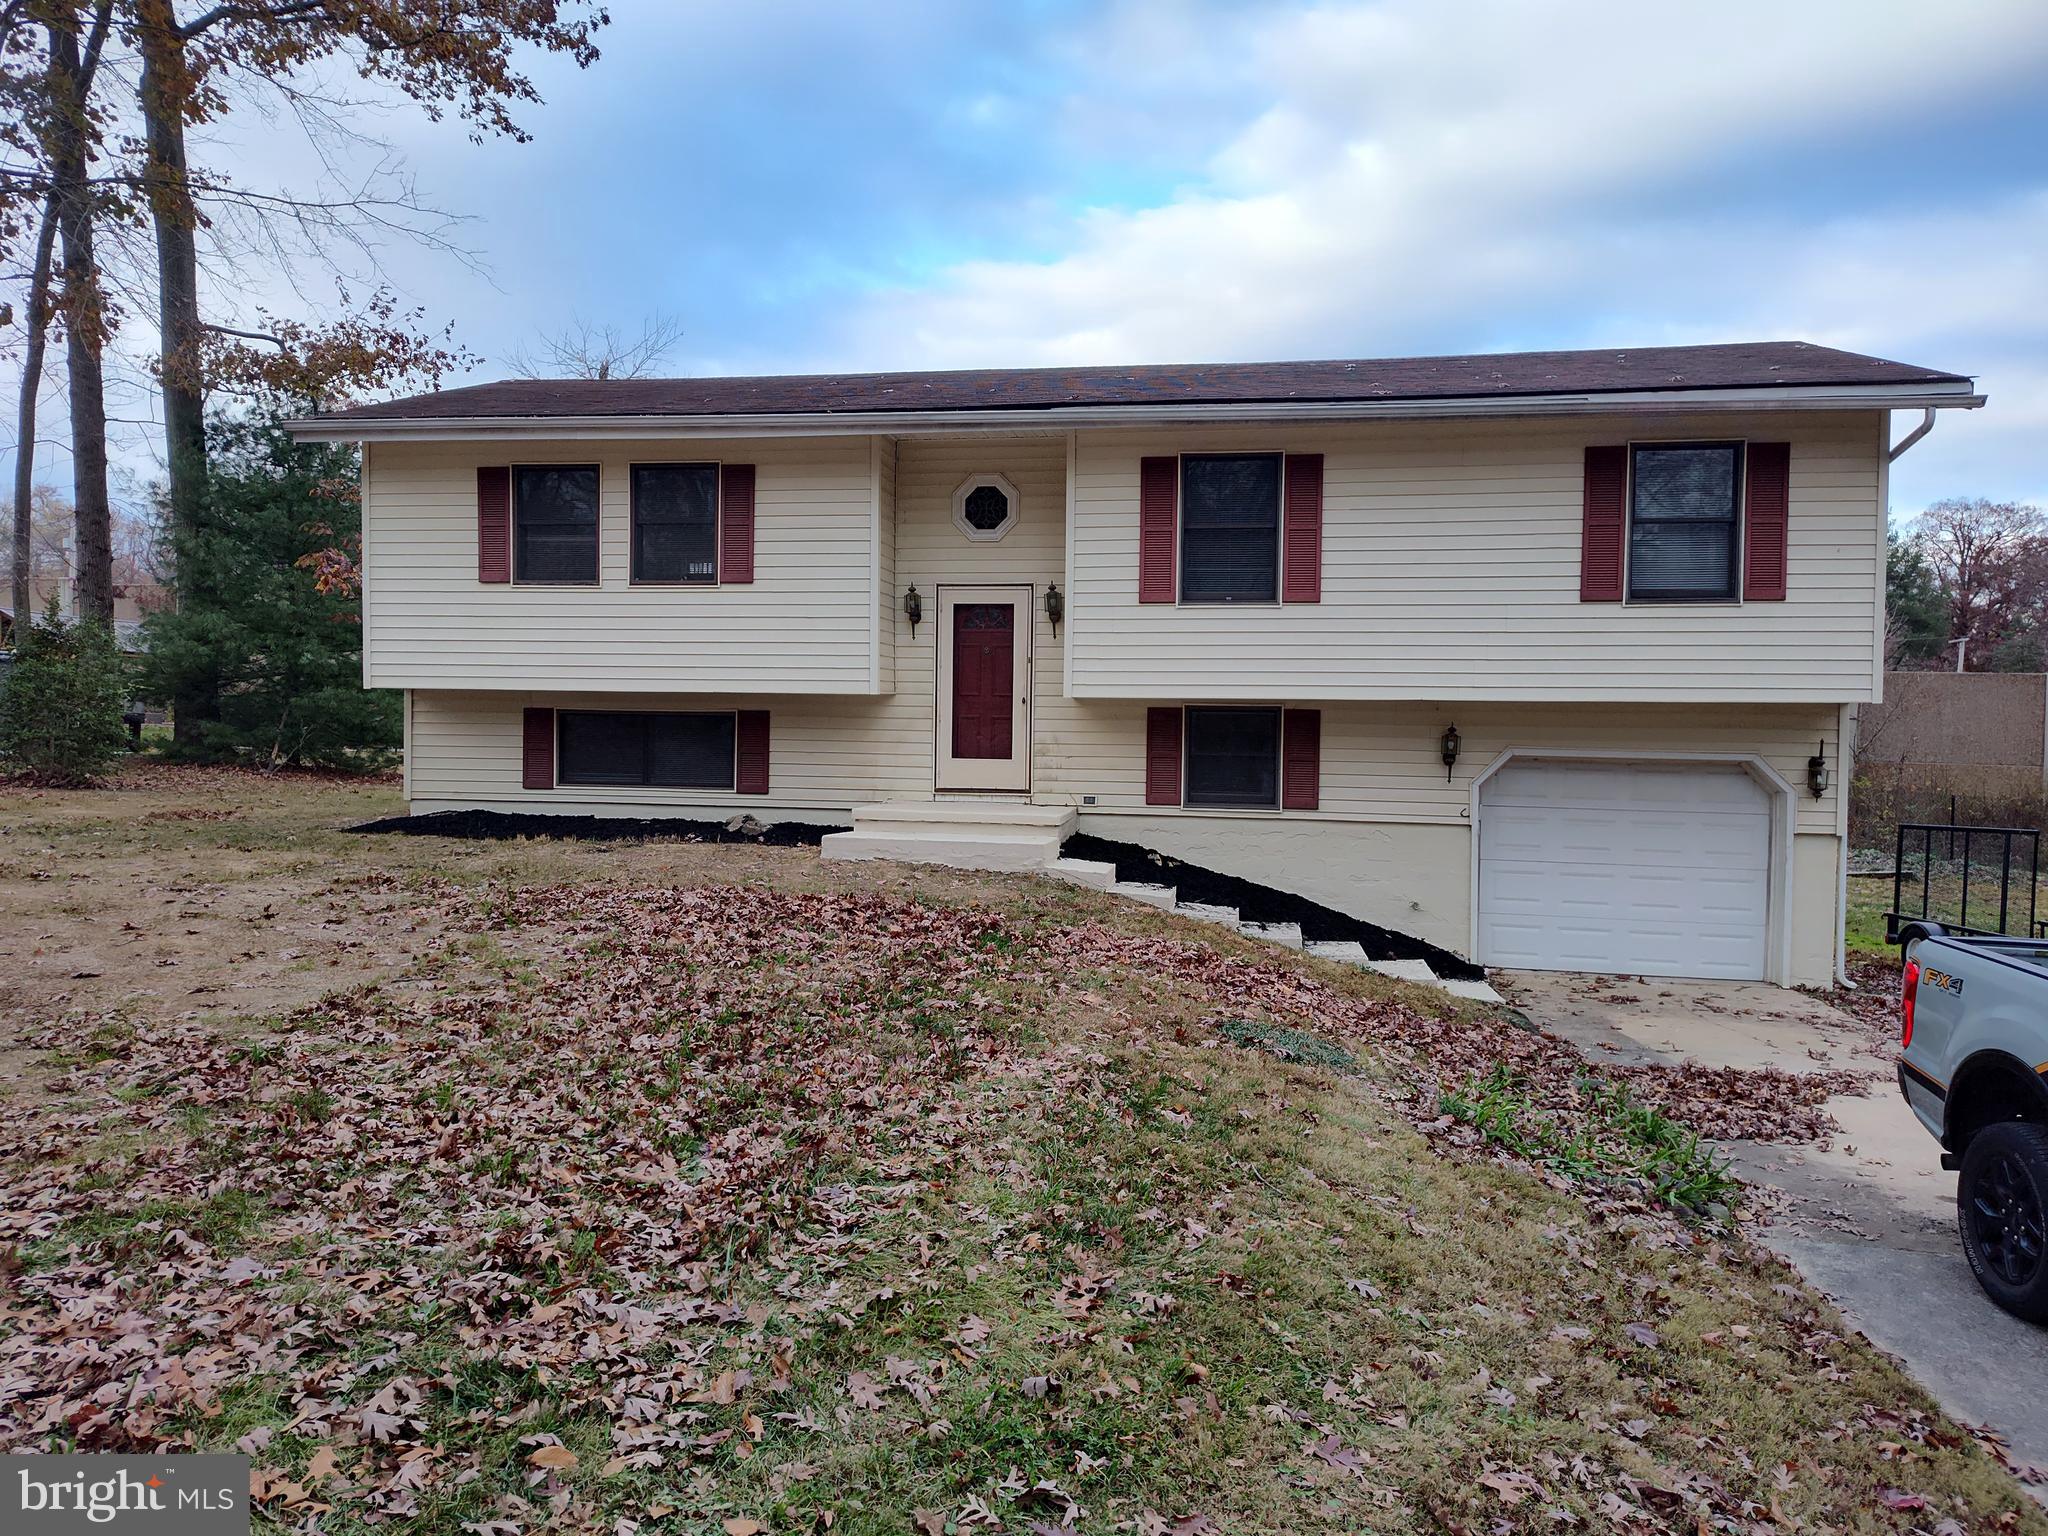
[290,340,1982,988]
[1,575,171,651]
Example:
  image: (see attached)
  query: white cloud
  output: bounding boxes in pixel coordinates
[11,0,2048,516]
[829,0,2048,372]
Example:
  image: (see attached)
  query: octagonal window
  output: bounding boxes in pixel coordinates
[964,485,1010,531]
[952,473,1021,542]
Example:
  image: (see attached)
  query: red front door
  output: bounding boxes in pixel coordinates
[951,602,1015,760]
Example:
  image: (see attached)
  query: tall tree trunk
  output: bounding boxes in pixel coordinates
[136,0,214,735]
[10,194,57,631]
[48,7,113,628]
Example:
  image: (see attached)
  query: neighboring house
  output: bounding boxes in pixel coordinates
[1,576,169,651]
[290,341,1983,987]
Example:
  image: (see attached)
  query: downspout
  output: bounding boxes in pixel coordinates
[1836,703,1855,987]
[1838,409,1943,985]
[1889,406,1936,462]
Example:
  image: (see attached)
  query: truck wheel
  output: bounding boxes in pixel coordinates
[1958,1121,2048,1322]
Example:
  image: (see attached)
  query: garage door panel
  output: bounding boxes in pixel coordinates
[1484,860,1765,919]
[1484,808,1768,871]
[1478,760,1771,981]
[1487,759,1768,814]
[1480,912,1766,980]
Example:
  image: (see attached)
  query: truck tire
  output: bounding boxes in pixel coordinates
[1958,1121,2048,1322]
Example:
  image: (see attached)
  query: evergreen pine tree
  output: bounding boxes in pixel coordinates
[0,607,131,784]
[140,412,399,769]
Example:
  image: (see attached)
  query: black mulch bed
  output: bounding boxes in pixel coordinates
[1060,831,1487,982]
[351,809,839,847]
[351,813,1482,981]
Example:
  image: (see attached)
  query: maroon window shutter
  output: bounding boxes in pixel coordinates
[1144,707,1182,805]
[1282,454,1323,603]
[521,707,555,789]
[478,466,511,583]
[1139,456,1177,603]
[720,464,757,584]
[1743,442,1791,601]
[1580,446,1627,602]
[1281,708,1321,810]
[735,709,770,794]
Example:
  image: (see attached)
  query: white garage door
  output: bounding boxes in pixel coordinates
[1478,759,1772,980]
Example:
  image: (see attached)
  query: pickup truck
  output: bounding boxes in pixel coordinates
[1898,923,2048,1321]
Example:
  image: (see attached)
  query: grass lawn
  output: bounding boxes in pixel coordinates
[1846,866,2048,959]
[2,763,2041,1534]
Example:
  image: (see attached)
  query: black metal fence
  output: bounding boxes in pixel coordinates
[1889,818,2043,941]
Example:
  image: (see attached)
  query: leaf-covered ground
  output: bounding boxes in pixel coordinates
[1,768,2040,1534]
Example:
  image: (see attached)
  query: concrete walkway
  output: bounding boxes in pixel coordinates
[1501,969,2048,1496]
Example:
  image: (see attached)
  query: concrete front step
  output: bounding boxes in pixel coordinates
[1043,843,1503,1006]
[1110,880,1177,909]
[820,801,1077,873]
[1049,856,1118,891]
[1304,940,1369,964]
[1435,976,1506,1004]
[1364,957,1438,984]
[851,800,1076,829]
[1237,920,1303,950]
[820,828,1059,871]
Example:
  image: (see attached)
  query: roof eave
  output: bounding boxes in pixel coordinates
[285,378,1985,443]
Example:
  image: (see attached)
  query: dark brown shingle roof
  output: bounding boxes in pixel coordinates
[314,341,1969,423]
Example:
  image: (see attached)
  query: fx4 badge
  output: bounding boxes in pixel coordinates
[1923,967,1965,997]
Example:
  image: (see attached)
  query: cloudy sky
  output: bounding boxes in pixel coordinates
[18,0,2048,519]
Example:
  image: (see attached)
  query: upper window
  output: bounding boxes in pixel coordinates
[1183,706,1280,809]
[1181,454,1280,603]
[1628,443,1742,603]
[514,465,600,584]
[557,710,736,789]
[632,463,720,584]
[951,472,1020,542]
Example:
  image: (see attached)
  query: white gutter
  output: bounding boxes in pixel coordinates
[288,380,1984,443]
[1888,405,1939,461]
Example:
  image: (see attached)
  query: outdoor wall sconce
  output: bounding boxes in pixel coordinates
[1440,724,1461,781]
[903,585,923,636]
[1044,582,1064,637]
[1808,738,1830,799]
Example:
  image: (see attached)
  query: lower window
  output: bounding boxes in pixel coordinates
[557,711,736,789]
[1184,706,1280,809]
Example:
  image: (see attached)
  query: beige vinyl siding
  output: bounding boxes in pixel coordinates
[410,690,917,814]
[411,696,1843,987]
[417,696,1840,827]
[406,692,1843,984]
[1068,410,1885,703]
[874,436,898,694]
[862,432,1074,795]
[1076,811,1840,988]
[363,436,880,694]
[1036,700,1842,836]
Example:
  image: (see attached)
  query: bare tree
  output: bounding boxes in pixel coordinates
[513,312,686,380]
[9,192,55,627]
[47,1,116,625]
[1912,498,2048,670]
[117,0,606,740]
[0,482,74,583]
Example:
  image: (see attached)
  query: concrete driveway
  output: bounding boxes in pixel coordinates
[1501,969,2048,1495]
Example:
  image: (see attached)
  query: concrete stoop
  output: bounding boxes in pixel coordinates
[823,803,1502,1005]
[819,801,1078,872]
